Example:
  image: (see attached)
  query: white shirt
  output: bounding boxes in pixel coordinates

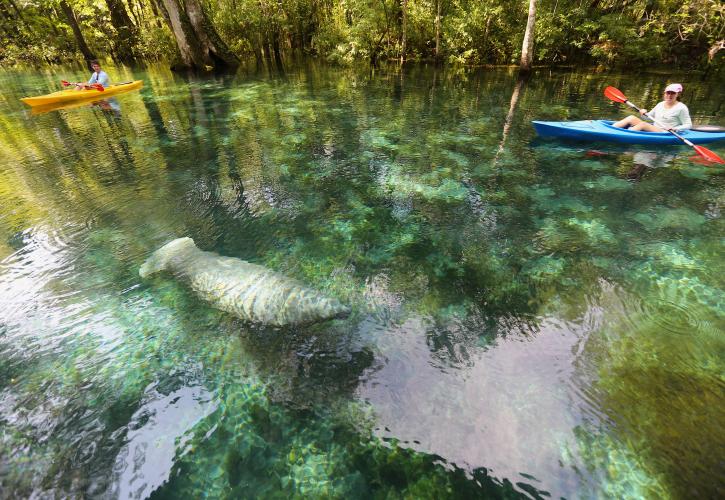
[88,70,109,86]
[649,101,692,130]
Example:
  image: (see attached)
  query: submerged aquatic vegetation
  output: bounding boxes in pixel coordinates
[381,169,469,202]
[533,216,617,254]
[582,175,632,192]
[521,255,567,283]
[1,64,723,498]
[631,206,707,233]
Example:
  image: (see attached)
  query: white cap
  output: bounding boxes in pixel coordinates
[665,83,683,93]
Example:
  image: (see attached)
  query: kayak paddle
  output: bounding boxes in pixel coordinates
[604,86,724,164]
[61,80,105,91]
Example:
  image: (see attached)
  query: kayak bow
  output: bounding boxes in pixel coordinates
[532,120,725,145]
[20,80,143,107]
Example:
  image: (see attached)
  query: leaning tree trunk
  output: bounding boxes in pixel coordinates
[157,0,239,71]
[104,0,138,63]
[519,0,536,73]
[59,0,96,62]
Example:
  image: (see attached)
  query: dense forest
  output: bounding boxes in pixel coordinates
[0,0,722,71]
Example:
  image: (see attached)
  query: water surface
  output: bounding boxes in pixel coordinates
[0,62,723,498]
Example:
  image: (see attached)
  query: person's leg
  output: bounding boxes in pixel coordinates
[630,122,666,132]
[612,115,643,128]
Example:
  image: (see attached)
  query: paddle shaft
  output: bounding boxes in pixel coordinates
[61,80,104,91]
[622,100,696,147]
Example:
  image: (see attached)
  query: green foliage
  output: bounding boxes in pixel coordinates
[445,1,522,65]
[133,22,178,61]
[0,0,721,68]
[0,0,175,66]
[324,0,400,64]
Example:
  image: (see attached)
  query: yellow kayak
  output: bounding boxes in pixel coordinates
[20,80,143,107]
[30,98,119,115]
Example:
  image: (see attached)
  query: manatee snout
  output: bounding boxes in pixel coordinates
[139,237,196,278]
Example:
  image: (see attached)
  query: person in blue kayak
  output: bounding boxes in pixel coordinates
[75,60,109,90]
[612,83,692,132]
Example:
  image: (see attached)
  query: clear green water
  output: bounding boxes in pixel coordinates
[0,62,723,499]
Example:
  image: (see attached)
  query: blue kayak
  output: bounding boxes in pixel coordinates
[532,120,725,145]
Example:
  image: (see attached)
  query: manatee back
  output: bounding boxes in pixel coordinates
[188,256,350,326]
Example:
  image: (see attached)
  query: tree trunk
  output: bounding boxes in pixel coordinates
[129,0,144,27]
[158,0,239,71]
[104,0,138,63]
[184,0,237,63]
[262,33,272,60]
[483,16,491,59]
[434,0,441,60]
[519,0,536,72]
[159,0,207,69]
[272,32,283,67]
[149,0,166,29]
[252,35,263,64]
[59,0,96,62]
[400,0,407,64]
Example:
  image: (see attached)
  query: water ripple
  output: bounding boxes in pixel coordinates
[626,297,704,336]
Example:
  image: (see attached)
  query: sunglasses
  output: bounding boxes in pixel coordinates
[664,91,677,95]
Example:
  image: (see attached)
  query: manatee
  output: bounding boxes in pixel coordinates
[140,237,351,326]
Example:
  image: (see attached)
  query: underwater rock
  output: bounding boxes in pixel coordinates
[140,238,351,326]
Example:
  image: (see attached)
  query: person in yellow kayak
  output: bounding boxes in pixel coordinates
[75,60,109,90]
[612,83,692,132]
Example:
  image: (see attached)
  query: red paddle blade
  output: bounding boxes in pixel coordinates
[689,155,713,165]
[604,86,628,103]
[693,145,725,164]
[61,80,70,86]
[585,150,608,157]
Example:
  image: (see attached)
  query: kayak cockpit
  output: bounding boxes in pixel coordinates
[599,120,692,137]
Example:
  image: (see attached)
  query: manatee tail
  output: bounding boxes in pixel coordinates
[294,296,351,325]
[139,237,197,278]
